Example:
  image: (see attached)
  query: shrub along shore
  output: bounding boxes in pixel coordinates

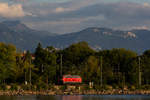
[0,90,150,96]
[0,84,150,96]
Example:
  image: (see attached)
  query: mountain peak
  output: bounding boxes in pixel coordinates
[1,20,29,32]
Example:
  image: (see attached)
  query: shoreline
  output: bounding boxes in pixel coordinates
[0,90,150,96]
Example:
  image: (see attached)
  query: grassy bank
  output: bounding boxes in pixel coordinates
[0,84,150,96]
[0,90,150,96]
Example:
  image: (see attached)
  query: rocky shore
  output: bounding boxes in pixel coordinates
[0,90,150,96]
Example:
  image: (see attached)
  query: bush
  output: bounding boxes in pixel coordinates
[112,84,119,89]
[31,85,37,91]
[36,82,48,91]
[0,84,7,90]
[48,84,54,90]
[21,84,37,91]
[94,85,103,90]
[21,84,31,90]
[103,85,113,90]
[10,84,18,91]
[83,84,90,90]
[141,85,150,90]
[60,85,67,91]
[129,85,136,91]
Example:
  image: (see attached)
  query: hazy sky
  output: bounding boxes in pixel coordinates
[0,0,150,34]
[5,0,150,3]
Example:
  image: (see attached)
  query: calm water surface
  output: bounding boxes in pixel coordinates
[0,95,150,100]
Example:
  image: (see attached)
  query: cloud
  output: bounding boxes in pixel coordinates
[24,14,106,33]
[54,7,66,13]
[19,1,150,33]
[143,3,150,7]
[10,0,27,2]
[131,26,149,30]
[23,0,104,15]
[53,6,77,13]
[24,12,37,17]
[0,2,25,18]
[53,0,102,13]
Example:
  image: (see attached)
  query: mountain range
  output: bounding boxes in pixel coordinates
[0,20,150,53]
[0,20,52,51]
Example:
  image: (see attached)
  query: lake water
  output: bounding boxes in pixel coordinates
[0,95,150,100]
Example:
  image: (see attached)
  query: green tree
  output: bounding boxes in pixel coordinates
[24,51,34,85]
[42,46,57,84]
[141,50,150,84]
[97,48,138,86]
[34,44,58,84]
[62,41,95,74]
[82,56,101,84]
[0,43,16,84]
[110,49,137,85]
[34,43,44,74]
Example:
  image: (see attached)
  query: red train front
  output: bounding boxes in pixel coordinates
[62,75,82,84]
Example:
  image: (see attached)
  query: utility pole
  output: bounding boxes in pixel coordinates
[60,54,63,77]
[25,70,27,85]
[122,72,125,90]
[29,66,31,86]
[100,56,103,87]
[139,56,141,88]
[29,59,32,88]
[118,63,120,84]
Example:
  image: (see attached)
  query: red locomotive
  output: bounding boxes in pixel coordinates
[62,75,82,84]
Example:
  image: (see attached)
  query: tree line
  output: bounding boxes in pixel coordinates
[0,42,150,90]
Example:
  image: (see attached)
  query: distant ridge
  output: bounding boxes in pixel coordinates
[45,27,150,53]
[0,20,150,53]
[0,20,53,51]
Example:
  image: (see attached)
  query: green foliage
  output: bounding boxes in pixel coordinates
[34,43,57,84]
[34,43,45,71]
[94,85,103,90]
[103,85,113,90]
[62,41,95,74]
[36,81,48,91]
[140,54,150,85]
[82,56,100,84]
[0,43,16,84]
[83,85,90,90]
[21,84,36,91]
[129,85,136,91]
[10,84,18,91]
[141,85,150,90]
[21,84,30,90]
[0,42,150,90]
[112,84,119,89]
[0,84,7,90]
[60,85,67,91]
[97,48,138,85]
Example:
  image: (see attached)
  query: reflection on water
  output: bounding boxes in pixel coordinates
[62,95,82,100]
[82,95,150,100]
[0,95,149,100]
[0,95,37,100]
